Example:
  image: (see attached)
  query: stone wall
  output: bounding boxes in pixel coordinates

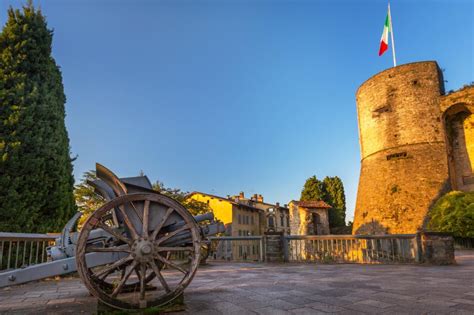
[289,202,305,235]
[353,61,451,234]
[440,86,474,192]
[264,232,283,262]
[419,232,456,265]
[289,202,330,235]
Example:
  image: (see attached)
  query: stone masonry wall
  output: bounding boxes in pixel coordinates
[440,86,474,192]
[353,61,451,234]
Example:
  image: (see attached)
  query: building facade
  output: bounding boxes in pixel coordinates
[353,61,474,235]
[187,192,291,235]
[188,192,262,237]
[289,200,331,236]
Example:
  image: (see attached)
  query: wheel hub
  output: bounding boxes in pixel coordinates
[132,239,155,263]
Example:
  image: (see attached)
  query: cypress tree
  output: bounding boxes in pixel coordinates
[0,3,76,232]
[300,176,326,202]
[323,176,346,227]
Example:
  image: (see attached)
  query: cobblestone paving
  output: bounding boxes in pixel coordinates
[0,251,473,314]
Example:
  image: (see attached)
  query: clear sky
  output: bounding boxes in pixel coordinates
[1,0,473,222]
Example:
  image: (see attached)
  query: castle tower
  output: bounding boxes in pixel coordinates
[353,61,451,234]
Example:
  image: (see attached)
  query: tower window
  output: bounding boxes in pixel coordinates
[386,152,408,161]
[462,175,474,185]
[372,105,391,118]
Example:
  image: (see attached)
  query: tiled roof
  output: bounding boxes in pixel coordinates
[294,200,332,209]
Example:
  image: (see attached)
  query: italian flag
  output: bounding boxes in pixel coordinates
[378,8,391,56]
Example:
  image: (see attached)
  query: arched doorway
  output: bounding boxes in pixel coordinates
[444,103,474,191]
[307,213,321,235]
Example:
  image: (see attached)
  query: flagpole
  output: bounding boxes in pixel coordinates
[388,3,397,67]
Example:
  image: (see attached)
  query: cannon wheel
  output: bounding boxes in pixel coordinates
[76,193,201,310]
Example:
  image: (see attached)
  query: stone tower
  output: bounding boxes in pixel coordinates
[352,61,474,234]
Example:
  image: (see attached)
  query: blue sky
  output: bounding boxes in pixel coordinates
[1,0,473,222]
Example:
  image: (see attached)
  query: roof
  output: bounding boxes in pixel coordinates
[187,191,263,212]
[292,200,332,209]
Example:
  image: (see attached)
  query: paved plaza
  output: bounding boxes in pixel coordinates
[0,251,473,314]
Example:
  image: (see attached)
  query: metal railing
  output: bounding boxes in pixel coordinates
[207,236,264,262]
[454,237,474,249]
[0,233,57,271]
[283,234,419,264]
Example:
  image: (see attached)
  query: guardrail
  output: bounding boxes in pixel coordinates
[283,234,419,264]
[454,237,474,249]
[207,236,264,262]
[0,233,58,271]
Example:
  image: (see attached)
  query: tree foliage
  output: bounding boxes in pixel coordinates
[323,176,346,227]
[0,3,76,232]
[74,171,105,227]
[152,181,211,216]
[300,175,346,228]
[428,191,474,238]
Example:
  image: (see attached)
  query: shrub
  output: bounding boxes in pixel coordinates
[428,191,474,237]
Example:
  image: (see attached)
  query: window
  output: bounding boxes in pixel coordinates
[372,105,391,118]
[286,216,290,227]
[238,214,241,224]
[280,216,284,227]
[463,175,474,185]
[386,152,408,161]
[238,230,242,236]
[251,216,254,225]
[268,216,274,227]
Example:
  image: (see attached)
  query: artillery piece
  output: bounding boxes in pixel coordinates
[0,164,225,310]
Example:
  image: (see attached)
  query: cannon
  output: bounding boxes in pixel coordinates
[0,164,225,310]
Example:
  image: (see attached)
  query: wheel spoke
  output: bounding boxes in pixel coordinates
[156,225,189,246]
[151,207,174,240]
[94,255,132,279]
[142,200,150,238]
[97,221,132,245]
[118,205,140,240]
[139,264,146,300]
[129,201,143,222]
[157,246,194,252]
[154,253,187,274]
[148,260,171,292]
[111,261,137,297]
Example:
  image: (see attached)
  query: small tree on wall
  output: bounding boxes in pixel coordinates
[300,175,347,228]
[0,3,76,232]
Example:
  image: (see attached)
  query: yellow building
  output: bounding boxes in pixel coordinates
[187,191,291,235]
[187,192,262,236]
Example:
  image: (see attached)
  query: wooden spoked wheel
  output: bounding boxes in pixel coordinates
[76,193,201,310]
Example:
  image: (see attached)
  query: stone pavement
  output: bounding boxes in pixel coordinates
[0,251,473,314]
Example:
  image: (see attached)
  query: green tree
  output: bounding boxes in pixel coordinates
[74,171,105,227]
[0,3,76,232]
[323,176,346,227]
[428,191,474,238]
[152,181,211,216]
[300,175,347,228]
[300,176,326,202]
